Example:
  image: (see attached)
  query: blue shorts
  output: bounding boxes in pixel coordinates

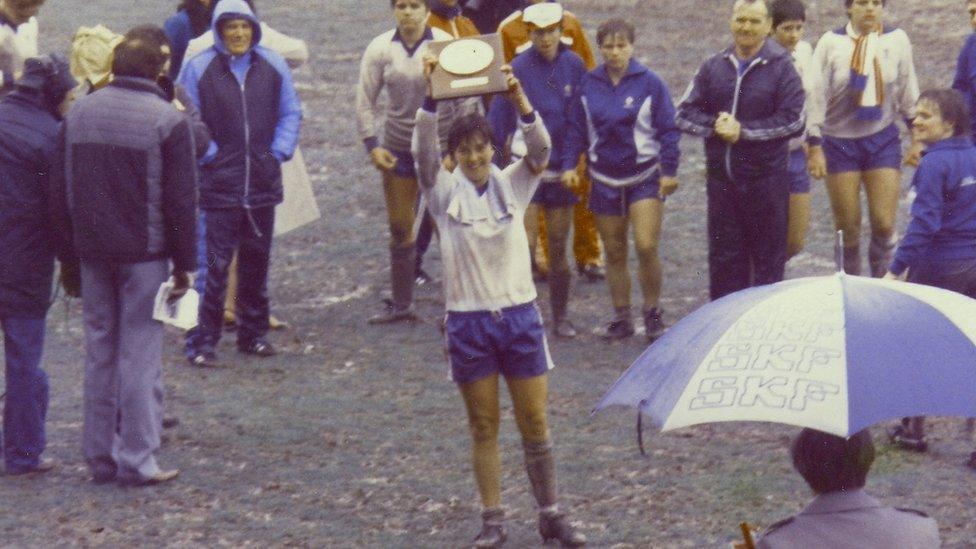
[589,177,661,217]
[788,148,811,194]
[390,149,417,179]
[823,124,902,174]
[531,178,578,208]
[445,302,553,385]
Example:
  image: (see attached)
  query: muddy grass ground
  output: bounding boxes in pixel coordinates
[3,0,975,546]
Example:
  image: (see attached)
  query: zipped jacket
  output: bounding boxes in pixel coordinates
[49,77,198,272]
[563,58,680,187]
[0,89,59,317]
[676,39,804,181]
[890,137,976,275]
[178,0,302,210]
[489,45,585,179]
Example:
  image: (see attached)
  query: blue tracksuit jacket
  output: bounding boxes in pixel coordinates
[890,137,976,275]
[563,58,680,187]
[489,44,585,176]
[178,0,302,210]
[951,33,976,136]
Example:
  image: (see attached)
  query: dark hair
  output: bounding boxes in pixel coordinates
[125,24,172,52]
[919,88,971,137]
[177,0,214,36]
[390,0,430,7]
[771,0,805,27]
[448,113,492,154]
[596,18,635,46]
[112,33,170,80]
[791,429,875,494]
[844,0,886,7]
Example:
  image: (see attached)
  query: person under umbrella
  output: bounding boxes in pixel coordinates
[755,429,939,548]
[414,56,586,547]
[884,89,976,461]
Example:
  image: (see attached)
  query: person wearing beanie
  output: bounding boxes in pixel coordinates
[0,0,45,94]
[499,0,604,286]
[0,53,76,475]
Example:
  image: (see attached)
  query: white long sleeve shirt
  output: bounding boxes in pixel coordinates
[790,40,813,151]
[807,26,919,140]
[0,16,38,91]
[412,107,552,312]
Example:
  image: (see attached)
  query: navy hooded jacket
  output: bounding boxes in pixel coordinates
[178,0,302,210]
[0,88,62,317]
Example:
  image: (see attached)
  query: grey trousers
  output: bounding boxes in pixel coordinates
[81,260,167,483]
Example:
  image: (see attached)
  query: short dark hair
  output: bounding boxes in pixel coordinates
[791,429,875,494]
[596,18,635,47]
[124,24,172,52]
[112,32,169,80]
[845,0,886,7]
[771,0,805,27]
[448,112,492,154]
[390,0,429,8]
[919,88,971,137]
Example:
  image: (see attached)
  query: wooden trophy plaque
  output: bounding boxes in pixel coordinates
[429,33,507,100]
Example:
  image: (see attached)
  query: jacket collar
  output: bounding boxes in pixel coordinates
[594,58,646,85]
[722,38,789,64]
[392,26,434,57]
[800,489,882,516]
[526,43,569,66]
[922,136,973,155]
[108,76,169,101]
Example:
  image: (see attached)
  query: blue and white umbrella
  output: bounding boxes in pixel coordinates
[594,273,976,438]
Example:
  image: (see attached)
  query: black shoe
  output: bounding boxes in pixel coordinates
[6,457,56,476]
[643,308,666,342]
[162,416,180,429]
[539,512,586,547]
[888,425,928,452]
[601,319,634,341]
[473,510,507,549]
[238,340,276,357]
[187,353,218,368]
[415,268,433,286]
[367,304,418,325]
[577,263,605,283]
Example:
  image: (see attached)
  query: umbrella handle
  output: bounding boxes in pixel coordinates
[834,230,844,273]
[740,522,756,549]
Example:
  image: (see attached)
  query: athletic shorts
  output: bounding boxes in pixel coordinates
[531,178,579,208]
[589,177,661,217]
[445,301,553,385]
[788,148,811,194]
[822,123,902,174]
[390,149,417,179]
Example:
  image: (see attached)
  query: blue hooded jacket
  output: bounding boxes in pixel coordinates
[178,0,302,210]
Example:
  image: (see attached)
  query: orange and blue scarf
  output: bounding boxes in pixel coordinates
[847,23,884,121]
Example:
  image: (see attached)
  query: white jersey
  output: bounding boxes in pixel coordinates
[790,40,813,151]
[412,107,552,312]
[0,16,38,90]
[807,26,919,140]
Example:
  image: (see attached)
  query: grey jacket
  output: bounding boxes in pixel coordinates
[757,489,940,549]
[50,76,198,272]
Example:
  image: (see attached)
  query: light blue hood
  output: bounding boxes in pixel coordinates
[211,0,262,56]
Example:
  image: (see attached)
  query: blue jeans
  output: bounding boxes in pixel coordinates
[1,316,48,473]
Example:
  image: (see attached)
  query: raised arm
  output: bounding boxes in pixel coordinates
[259,23,310,69]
